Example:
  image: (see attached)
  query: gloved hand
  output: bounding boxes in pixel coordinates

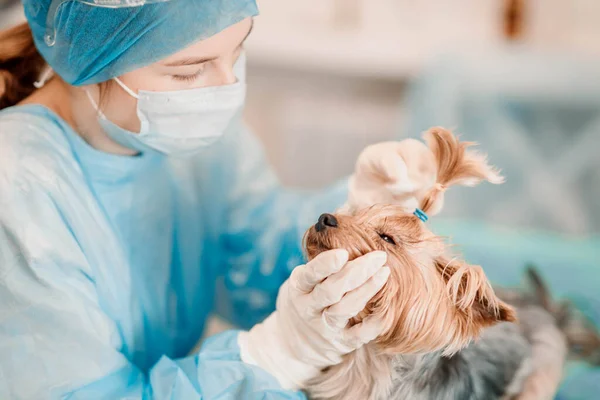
[342,139,437,214]
[238,249,390,390]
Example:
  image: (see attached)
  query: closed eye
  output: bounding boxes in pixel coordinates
[379,233,396,245]
[172,73,202,82]
[171,64,207,82]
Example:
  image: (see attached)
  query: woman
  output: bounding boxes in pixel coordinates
[0,1,401,398]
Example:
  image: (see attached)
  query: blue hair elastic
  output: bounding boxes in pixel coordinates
[414,208,428,222]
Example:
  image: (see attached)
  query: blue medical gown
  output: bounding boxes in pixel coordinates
[0,105,346,399]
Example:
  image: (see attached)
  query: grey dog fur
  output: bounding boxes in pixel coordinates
[386,305,561,400]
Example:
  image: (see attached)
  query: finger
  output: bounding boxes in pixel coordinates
[325,267,390,328]
[292,249,349,293]
[385,179,417,196]
[311,251,387,309]
[379,148,409,184]
[344,315,386,346]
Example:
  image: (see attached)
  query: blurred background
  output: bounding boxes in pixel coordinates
[2,0,600,392]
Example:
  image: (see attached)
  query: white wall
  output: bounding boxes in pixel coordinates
[244,67,406,187]
[0,2,23,27]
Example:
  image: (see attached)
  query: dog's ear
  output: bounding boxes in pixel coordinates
[436,257,516,328]
[554,301,572,328]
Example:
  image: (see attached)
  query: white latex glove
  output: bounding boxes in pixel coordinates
[238,249,390,390]
[342,139,437,214]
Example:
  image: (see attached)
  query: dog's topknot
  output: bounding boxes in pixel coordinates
[419,127,504,216]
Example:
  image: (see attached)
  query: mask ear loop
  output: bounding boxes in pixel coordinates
[84,88,107,119]
[34,66,55,89]
[113,77,140,99]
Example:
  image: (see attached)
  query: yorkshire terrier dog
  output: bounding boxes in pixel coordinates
[302,128,571,400]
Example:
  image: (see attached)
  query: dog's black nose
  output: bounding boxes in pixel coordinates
[315,213,338,232]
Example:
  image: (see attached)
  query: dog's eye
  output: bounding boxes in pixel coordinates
[379,233,396,245]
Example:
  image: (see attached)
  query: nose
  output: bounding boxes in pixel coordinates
[220,66,237,85]
[216,69,236,86]
[207,61,237,86]
[315,213,338,232]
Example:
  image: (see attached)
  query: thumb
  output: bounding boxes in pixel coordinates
[377,147,410,185]
[344,315,386,347]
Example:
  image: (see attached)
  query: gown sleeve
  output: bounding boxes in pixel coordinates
[217,124,347,329]
[0,132,305,400]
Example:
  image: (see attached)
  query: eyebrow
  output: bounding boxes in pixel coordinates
[164,56,218,67]
[163,20,254,68]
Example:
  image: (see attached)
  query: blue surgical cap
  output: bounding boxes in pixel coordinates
[23,0,259,86]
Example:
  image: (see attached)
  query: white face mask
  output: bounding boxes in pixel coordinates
[86,53,247,156]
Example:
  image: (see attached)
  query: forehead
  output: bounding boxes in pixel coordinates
[159,17,253,65]
[350,206,416,227]
[342,206,438,246]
